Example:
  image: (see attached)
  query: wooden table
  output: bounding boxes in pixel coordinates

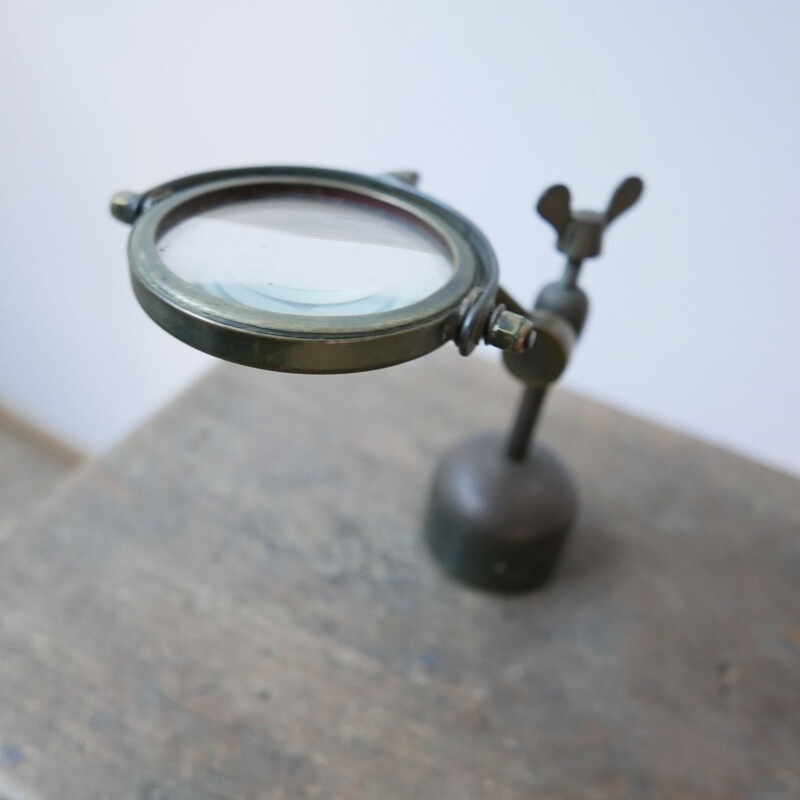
[1,352,798,799]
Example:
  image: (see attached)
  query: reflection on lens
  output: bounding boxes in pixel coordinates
[157,194,454,317]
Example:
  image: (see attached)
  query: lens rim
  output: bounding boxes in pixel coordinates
[128,166,498,373]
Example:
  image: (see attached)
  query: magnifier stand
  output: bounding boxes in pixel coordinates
[111,165,642,595]
[424,178,642,593]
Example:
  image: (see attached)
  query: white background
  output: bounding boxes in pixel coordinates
[1,1,798,475]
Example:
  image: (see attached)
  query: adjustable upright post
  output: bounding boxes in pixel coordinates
[506,385,548,462]
[424,178,643,593]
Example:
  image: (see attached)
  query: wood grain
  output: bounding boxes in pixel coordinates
[0,351,797,799]
[0,404,82,538]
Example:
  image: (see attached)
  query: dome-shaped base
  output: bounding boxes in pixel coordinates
[424,431,577,593]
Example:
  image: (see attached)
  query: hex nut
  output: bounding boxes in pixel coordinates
[485,308,535,353]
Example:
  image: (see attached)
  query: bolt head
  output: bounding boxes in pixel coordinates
[110,190,141,223]
[485,308,534,353]
[390,170,420,186]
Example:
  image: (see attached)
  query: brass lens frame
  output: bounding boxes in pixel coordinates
[126,167,499,374]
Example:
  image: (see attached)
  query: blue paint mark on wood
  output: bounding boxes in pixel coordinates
[0,745,24,769]
[421,649,440,671]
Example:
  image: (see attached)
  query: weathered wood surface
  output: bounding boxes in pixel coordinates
[0,404,82,537]
[0,351,798,800]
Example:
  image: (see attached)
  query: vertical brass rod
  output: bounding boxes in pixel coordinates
[506,385,548,462]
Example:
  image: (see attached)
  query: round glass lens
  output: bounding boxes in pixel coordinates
[157,193,455,317]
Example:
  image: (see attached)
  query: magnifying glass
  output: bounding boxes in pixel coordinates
[111,166,573,375]
[111,166,641,593]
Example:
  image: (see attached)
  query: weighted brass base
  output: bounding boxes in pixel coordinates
[424,432,577,593]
